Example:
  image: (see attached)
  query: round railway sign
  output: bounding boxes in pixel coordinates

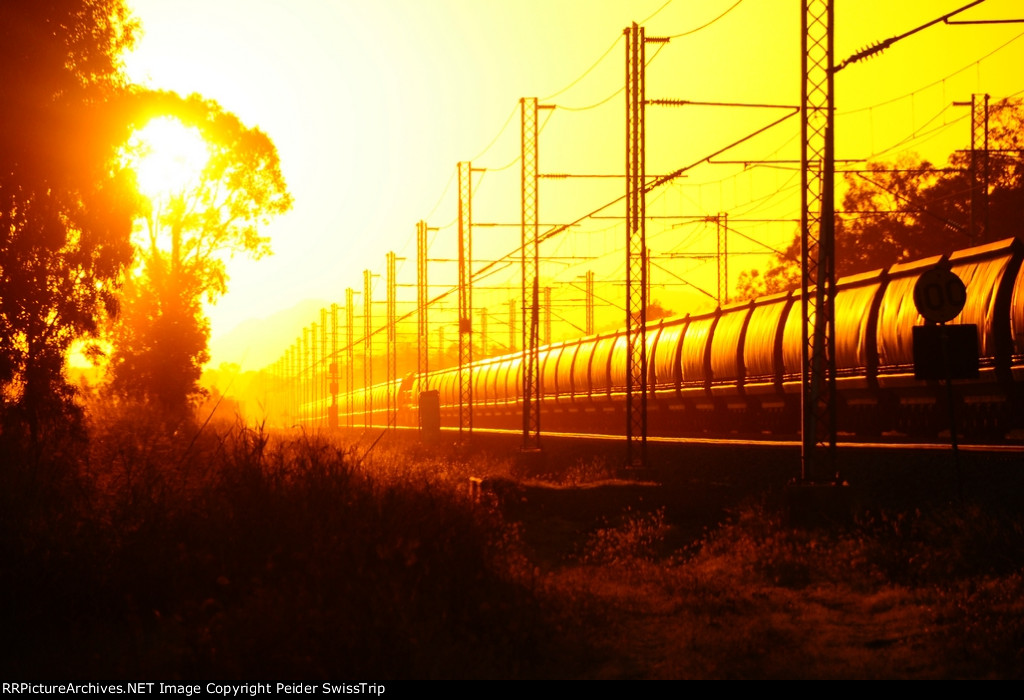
[913,267,967,323]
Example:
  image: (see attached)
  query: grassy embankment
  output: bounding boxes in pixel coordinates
[2,408,1022,678]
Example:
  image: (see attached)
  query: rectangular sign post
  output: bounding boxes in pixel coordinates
[912,323,979,502]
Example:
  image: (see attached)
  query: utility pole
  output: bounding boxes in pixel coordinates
[479,307,488,357]
[800,0,837,482]
[438,325,445,370]
[508,298,517,353]
[287,344,295,425]
[954,92,991,243]
[416,220,433,390]
[345,287,355,430]
[521,96,552,453]
[282,346,288,426]
[585,270,594,336]
[301,327,310,426]
[320,308,328,427]
[295,341,302,426]
[310,321,318,425]
[364,268,373,429]
[625,22,649,470]
[330,303,338,429]
[971,92,990,243]
[543,286,552,345]
[292,346,299,425]
[645,246,652,315]
[716,213,729,305]
[457,161,474,436]
[386,251,397,430]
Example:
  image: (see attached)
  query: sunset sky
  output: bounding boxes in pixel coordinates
[122,0,1024,371]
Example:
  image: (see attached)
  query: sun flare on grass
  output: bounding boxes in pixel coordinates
[129,116,210,201]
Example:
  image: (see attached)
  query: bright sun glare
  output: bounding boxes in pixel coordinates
[130,116,210,200]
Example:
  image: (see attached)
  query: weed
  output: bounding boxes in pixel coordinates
[581,508,671,568]
[1,414,561,678]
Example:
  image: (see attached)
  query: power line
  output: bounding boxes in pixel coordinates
[841,29,1024,114]
[666,0,745,39]
[554,40,669,112]
[640,0,675,25]
[541,35,621,101]
[470,102,520,162]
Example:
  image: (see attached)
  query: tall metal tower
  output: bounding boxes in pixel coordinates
[319,307,327,427]
[363,268,373,429]
[287,344,296,425]
[716,213,729,306]
[479,307,488,357]
[521,97,541,451]
[417,220,430,390]
[542,286,552,346]
[345,287,355,430]
[294,341,301,425]
[800,0,837,482]
[970,92,990,243]
[330,303,338,429]
[457,161,473,435]
[508,298,517,353]
[302,326,310,425]
[585,270,594,336]
[311,319,319,423]
[625,22,648,470]
[437,325,445,370]
[386,251,397,429]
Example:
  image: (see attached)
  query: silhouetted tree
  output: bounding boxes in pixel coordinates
[105,268,211,418]
[105,94,292,419]
[645,300,675,321]
[736,98,1024,299]
[0,0,141,437]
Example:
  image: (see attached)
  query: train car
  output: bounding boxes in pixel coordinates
[298,237,1024,442]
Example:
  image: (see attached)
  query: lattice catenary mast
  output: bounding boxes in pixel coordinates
[386,251,397,430]
[521,97,541,451]
[625,22,648,470]
[345,287,355,429]
[363,269,373,429]
[457,161,473,435]
[800,0,838,481]
[417,221,430,389]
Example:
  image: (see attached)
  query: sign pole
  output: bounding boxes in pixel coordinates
[912,267,972,503]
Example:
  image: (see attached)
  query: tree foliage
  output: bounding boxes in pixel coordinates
[736,97,1024,300]
[0,0,141,434]
[105,271,211,418]
[105,93,293,417]
[0,1,292,429]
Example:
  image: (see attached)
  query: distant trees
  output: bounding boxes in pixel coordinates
[735,97,1024,300]
[0,0,141,436]
[645,300,675,322]
[105,93,292,419]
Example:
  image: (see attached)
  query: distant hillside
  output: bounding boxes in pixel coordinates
[208,298,331,372]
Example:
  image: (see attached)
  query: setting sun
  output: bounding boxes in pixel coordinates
[128,116,210,201]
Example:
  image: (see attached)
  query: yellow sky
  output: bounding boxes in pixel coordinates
[122,0,1024,370]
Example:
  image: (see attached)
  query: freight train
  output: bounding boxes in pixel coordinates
[299,237,1024,441]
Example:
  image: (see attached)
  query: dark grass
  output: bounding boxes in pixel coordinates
[3,408,1023,678]
[548,498,1024,678]
[0,412,567,679]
